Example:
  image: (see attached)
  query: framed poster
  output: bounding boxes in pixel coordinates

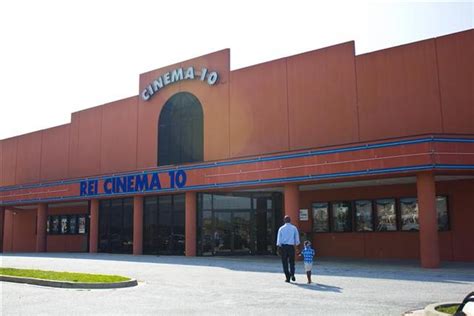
[400,198,419,231]
[355,200,373,232]
[69,215,77,234]
[51,216,60,234]
[436,196,449,231]
[299,209,309,221]
[78,216,86,234]
[375,199,396,231]
[60,216,68,234]
[331,202,352,232]
[312,202,329,232]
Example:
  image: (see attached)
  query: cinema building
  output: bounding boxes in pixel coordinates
[1,30,473,268]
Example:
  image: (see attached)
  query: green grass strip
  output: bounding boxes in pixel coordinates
[0,268,130,283]
[435,304,459,315]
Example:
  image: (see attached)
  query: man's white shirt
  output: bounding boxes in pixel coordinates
[276,223,300,246]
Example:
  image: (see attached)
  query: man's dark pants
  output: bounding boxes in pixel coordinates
[280,244,295,281]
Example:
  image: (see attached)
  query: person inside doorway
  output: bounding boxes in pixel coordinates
[276,215,300,282]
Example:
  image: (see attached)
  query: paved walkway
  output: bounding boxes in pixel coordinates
[1,253,473,315]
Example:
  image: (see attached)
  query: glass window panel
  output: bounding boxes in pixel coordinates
[312,202,329,232]
[375,199,397,231]
[158,209,172,252]
[69,215,77,234]
[78,216,87,234]
[233,211,251,253]
[400,198,419,231]
[201,210,213,255]
[173,209,185,252]
[60,216,68,234]
[214,212,232,253]
[266,199,273,210]
[158,92,203,166]
[201,194,213,211]
[436,196,449,231]
[213,194,251,210]
[145,196,158,208]
[122,199,133,252]
[159,195,172,212]
[51,216,60,234]
[355,200,373,232]
[173,194,185,212]
[266,210,274,253]
[331,202,352,232]
[143,197,158,254]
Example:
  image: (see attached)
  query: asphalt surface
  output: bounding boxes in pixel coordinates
[1,253,473,316]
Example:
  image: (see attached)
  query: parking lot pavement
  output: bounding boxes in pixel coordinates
[1,253,473,316]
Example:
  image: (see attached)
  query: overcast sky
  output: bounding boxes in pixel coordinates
[0,0,472,140]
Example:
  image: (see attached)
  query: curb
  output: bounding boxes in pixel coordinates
[0,275,138,289]
[424,302,459,316]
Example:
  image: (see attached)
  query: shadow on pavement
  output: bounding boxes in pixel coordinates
[293,282,343,293]
[2,253,473,285]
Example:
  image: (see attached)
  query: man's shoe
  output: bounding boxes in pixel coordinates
[285,279,290,283]
[291,275,296,281]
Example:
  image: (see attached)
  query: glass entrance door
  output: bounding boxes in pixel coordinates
[143,194,185,255]
[198,192,282,256]
[214,212,232,254]
[231,211,251,254]
[214,211,252,255]
[98,198,133,254]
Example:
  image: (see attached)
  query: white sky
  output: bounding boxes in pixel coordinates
[0,0,472,140]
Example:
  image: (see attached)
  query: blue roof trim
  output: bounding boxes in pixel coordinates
[2,163,473,206]
[1,136,473,192]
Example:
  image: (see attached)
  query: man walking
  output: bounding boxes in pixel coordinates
[276,215,300,282]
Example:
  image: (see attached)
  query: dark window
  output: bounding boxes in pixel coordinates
[143,194,186,255]
[436,196,449,231]
[69,215,77,234]
[331,202,352,232]
[158,92,203,166]
[312,202,329,232]
[51,216,60,234]
[98,198,133,254]
[355,200,374,232]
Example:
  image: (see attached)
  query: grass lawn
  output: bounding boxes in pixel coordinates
[0,268,130,283]
[435,304,460,315]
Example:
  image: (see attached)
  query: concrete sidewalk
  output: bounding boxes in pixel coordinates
[1,253,473,315]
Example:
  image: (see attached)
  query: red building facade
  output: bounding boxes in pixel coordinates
[1,30,473,267]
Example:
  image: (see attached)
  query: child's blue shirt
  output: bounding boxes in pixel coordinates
[301,246,315,264]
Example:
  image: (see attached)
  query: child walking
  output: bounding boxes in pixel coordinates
[300,240,315,284]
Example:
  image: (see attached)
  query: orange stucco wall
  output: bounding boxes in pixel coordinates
[0,30,472,187]
[230,58,289,156]
[437,30,474,134]
[356,39,443,141]
[40,125,70,181]
[100,97,138,174]
[68,106,103,178]
[3,209,36,252]
[2,138,17,186]
[287,42,360,149]
[298,179,474,261]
